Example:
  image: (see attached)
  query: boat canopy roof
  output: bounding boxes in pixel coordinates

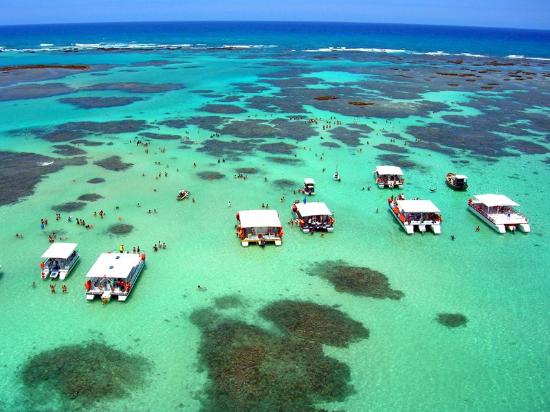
[304,178,315,185]
[376,165,403,175]
[86,253,141,279]
[397,200,440,213]
[238,210,282,228]
[295,202,332,217]
[41,242,77,260]
[454,174,468,179]
[474,194,519,207]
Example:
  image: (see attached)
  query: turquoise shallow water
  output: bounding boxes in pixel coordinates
[0,43,549,412]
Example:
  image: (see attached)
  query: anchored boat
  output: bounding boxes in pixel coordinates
[40,242,79,280]
[303,178,316,195]
[446,173,468,191]
[388,195,442,234]
[85,253,145,303]
[292,201,334,233]
[375,165,404,189]
[468,194,530,234]
[236,210,283,247]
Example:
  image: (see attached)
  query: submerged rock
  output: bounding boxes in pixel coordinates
[260,300,369,347]
[436,313,468,328]
[308,260,404,300]
[87,177,105,184]
[20,341,150,406]
[51,201,87,212]
[94,156,133,171]
[108,224,134,235]
[77,193,103,202]
[197,171,225,180]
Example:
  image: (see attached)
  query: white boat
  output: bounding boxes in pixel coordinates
[303,178,316,195]
[236,210,283,247]
[388,196,442,235]
[468,194,530,234]
[85,253,145,303]
[375,165,404,189]
[292,201,334,233]
[40,243,79,280]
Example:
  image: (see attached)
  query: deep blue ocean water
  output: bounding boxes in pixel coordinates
[1,21,550,58]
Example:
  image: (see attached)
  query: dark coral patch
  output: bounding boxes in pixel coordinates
[94,156,133,171]
[52,201,87,212]
[197,171,225,180]
[309,260,404,300]
[52,144,87,156]
[273,178,298,189]
[266,156,302,165]
[259,142,297,154]
[260,300,369,347]
[0,83,74,101]
[59,96,143,109]
[108,224,134,235]
[329,127,364,147]
[235,167,259,174]
[321,141,341,148]
[186,116,228,132]
[214,295,244,310]
[436,313,468,328]
[374,143,408,154]
[0,152,86,206]
[157,119,188,129]
[71,139,104,146]
[199,104,246,114]
[192,314,355,411]
[220,119,278,139]
[20,341,149,406]
[77,193,103,202]
[139,132,181,140]
[87,177,105,184]
[377,154,418,169]
[82,82,185,93]
[197,139,253,159]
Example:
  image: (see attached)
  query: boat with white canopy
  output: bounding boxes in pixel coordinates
[84,253,145,303]
[388,195,442,234]
[292,201,334,233]
[40,242,79,280]
[375,165,404,189]
[236,210,283,247]
[303,178,316,195]
[446,173,468,191]
[468,194,530,234]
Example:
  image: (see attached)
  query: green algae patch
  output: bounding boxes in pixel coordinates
[309,260,404,300]
[436,313,468,328]
[260,300,369,347]
[21,341,151,406]
[192,315,354,411]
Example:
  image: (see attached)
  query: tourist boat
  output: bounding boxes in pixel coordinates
[303,178,316,195]
[40,243,79,280]
[375,165,404,189]
[176,189,190,200]
[292,201,334,233]
[446,173,468,191]
[468,194,530,234]
[333,170,341,182]
[236,210,283,247]
[388,195,442,234]
[84,252,145,303]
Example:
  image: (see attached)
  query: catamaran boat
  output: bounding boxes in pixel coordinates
[446,173,468,191]
[303,178,316,195]
[292,201,334,233]
[468,194,530,234]
[177,189,190,200]
[236,210,283,247]
[85,252,145,303]
[40,242,79,280]
[375,165,404,189]
[388,195,442,234]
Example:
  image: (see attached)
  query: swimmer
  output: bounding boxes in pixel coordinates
[475,226,480,232]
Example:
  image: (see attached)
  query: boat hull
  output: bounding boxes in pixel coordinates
[389,204,440,235]
[467,205,530,234]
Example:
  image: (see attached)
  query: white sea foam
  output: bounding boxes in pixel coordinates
[39,43,54,47]
[507,54,550,61]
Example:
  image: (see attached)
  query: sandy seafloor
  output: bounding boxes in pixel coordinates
[0,46,549,412]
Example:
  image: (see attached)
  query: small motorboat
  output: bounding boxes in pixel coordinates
[446,173,468,191]
[333,170,341,182]
[176,189,190,201]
